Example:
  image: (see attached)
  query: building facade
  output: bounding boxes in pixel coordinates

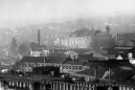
[54,37,91,49]
[2,79,135,90]
[13,56,89,74]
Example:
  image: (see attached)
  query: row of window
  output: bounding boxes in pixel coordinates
[62,65,82,70]
[16,63,86,71]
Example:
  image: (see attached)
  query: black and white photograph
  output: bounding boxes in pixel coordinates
[0,0,135,90]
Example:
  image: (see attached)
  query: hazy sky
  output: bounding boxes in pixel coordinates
[0,0,135,28]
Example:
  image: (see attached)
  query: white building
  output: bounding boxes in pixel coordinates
[54,37,91,49]
[60,64,89,73]
[30,49,50,57]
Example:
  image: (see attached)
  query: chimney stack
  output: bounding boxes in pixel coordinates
[38,29,41,45]
[105,25,110,34]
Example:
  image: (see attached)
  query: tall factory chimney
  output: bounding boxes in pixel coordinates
[105,25,110,34]
[37,29,41,45]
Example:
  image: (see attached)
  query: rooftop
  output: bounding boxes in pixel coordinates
[77,60,135,83]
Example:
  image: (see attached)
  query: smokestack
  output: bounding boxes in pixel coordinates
[37,29,41,45]
[105,25,110,34]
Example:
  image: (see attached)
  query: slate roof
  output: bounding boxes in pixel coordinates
[16,48,111,67]
[18,55,66,64]
[13,54,135,86]
[77,60,135,84]
[30,42,46,51]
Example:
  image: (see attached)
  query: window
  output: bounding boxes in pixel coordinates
[63,66,65,69]
[75,66,78,70]
[79,66,82,70]
[73,66,76,69]
[66,66,69,69]
[69,66,72,69]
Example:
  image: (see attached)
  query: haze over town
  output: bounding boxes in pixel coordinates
[0,0,135,60]
[0,0,135,27]
[1,1,135,89]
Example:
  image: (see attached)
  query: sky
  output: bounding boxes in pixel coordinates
[0,0,135,28]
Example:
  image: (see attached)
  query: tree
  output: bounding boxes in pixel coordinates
[18,42,30,56]
[8,37,18,57]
